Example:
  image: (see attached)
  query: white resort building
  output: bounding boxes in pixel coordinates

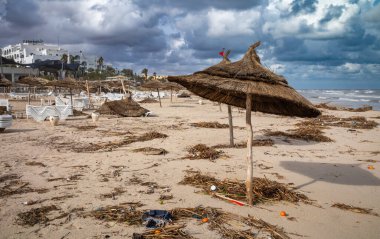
[1,40,99,70]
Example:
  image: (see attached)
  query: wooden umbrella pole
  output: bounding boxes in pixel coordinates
[228,105,234,146]
[86,80,91,106]
[69,88,73,107]
[245,94,254,205]
[28,87,31,105]
[120,79,127,95]
[219,103,222,112]
[157,88,162,107]
[170,87,173,103]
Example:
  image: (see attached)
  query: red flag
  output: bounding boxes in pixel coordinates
[218,51,224,57]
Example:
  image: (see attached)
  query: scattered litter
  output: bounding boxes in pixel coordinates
[280,211,287,217]
[367,165,375,170]
[315,103,373,112]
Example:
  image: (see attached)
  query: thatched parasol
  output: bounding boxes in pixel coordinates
[141,81,166,107]
[96,98,149,117]
[0,77,11,87]
[162,82,183,103]
[169,41,321,205]
[16,76,50,104]
[16,76,49,87]
[46,77,83,106]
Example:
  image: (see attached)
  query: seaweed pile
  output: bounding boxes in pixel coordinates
[0,174,48,198]
[190,121,229,128]
[180,171,312,204]
[315,103,373,112]
[212,139,274,149]
[139,98,159,103]
[133,147,168,155]
[17,205,59,226]
[332,203,379,217]
[265,126,333,142]
[297,115,378,129]
[185,144,224,160]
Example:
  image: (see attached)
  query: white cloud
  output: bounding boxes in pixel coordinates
[207,8,260,37]
[337,63,361,73]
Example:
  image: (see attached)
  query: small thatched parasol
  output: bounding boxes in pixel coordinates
[16,76,50,104]
[16,76,49,87]
[47,77,83,106]
[0,77,12,87]
[169,41,321,205]
[141,81,166,107]
[96,98,149,117]
[162,82,183,103]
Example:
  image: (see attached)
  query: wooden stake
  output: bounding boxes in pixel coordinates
[120,79,127,95]
[69,88,73,107]
[86,80,91,107]
[246,94,254,205]
[170,87,173,103]
[228,105,234,146]
[219,103,222,112]
[28,87,31,105]
[157,88,162,107]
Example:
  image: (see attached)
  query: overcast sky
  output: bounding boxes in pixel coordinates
[0,0,379,89]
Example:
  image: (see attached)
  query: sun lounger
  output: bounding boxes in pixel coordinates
[26,105,73,122]
[0,115,12,132]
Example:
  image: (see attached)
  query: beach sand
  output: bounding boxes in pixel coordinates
[1,96,380,238]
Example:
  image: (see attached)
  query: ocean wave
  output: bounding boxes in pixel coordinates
[338,97,370,102]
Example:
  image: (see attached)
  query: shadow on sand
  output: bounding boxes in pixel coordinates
[1,128,37,134]
[280,161,380,188]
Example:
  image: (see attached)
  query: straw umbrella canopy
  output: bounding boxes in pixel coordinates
[0,77,12,87]
[46,77,83,106]
[141,80,166,107]
[16,76,50,104]
[162,82,183,103]
[168,41,321,205]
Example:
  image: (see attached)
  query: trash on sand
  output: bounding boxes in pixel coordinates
[280,211,287,217]
[142,210,173,228]
[210,185,217,191]
[368,165,375,170]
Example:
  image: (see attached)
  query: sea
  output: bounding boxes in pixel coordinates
[298,89,380,111]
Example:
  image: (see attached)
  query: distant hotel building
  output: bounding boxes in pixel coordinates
[1,40,99,70]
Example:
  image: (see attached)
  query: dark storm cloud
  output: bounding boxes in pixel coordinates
[319,5,345,24]
[132,0,261,11]
[4,0,45,27]
[0,0,379,88]
[291,0,318,15]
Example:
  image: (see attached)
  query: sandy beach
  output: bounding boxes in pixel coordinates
[1,96,380,239]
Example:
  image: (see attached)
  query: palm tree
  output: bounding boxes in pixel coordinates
[61,54,68,63]
[97,56,104,71]
[141,68,148,81]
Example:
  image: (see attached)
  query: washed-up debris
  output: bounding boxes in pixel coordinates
[17,205,60,226]
[332,203,379,217]
[315,103,372,112]
[133,224,193,239]
[212,139,274,149]
[25,161,47,167]
[86,205,143,225]
[171,206,290,239]
[1,180,49,198]
[100,187,127,199]
[358,159,379,163]
[98,130,133,136]
[265,126,333,142]
[51,195,76,201]
[133,147,168,155]
[297,115,378,129]
[139,98,159,103]
[71,131,168,153]
[86,204,290,239]
[190,121,229,128]
[47,174,83,182]
[72,109,90,117]
[0,174,20,183]
[180,171,312,204]
[185,144,224,160]
[159,194,173,200]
